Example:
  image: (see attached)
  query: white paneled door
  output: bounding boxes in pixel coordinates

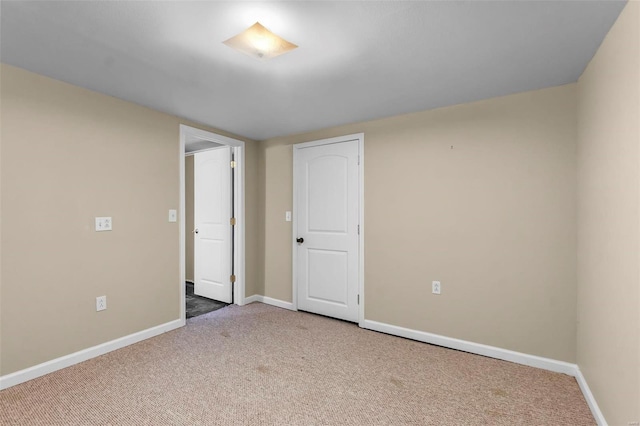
[194,147,232,303]
[295,139,360,322]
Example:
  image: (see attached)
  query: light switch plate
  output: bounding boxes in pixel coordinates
[95,217,112,231]
[168,209,177,222]
[285,211,292,222]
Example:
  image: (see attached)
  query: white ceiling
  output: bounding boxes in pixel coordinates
[0,1,626,141]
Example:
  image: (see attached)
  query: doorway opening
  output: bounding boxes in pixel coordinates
[180,125,246,322]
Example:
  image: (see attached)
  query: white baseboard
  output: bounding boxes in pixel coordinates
[574,368,607,425]
[244,294,295,311]
[244,294,260,304]
[361,319,577,375]
[0,318,185,390]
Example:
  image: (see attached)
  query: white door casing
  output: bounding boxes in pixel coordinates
[194,147,233,303]
[294,138,361,323]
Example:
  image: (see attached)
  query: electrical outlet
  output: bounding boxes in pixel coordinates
[168,209,177,222]
[95,217,112,231]
[432,281,441,295]
[96,296,107,311]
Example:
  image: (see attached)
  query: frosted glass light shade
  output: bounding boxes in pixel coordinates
[223,22,298,61]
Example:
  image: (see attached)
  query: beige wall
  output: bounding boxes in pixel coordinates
[0,64,259,375]
[261,142,294,301]
[259,84,578,362]
[576,2,640,424]
[244,141,260,298]
[185,156,194,282]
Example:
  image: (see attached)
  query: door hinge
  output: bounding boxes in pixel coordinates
[230,160,236,169]
[358,155,360,165]
[230,217,236,226]
[357,225,360,235]
[357,294,360,305]
[230,274,236,283]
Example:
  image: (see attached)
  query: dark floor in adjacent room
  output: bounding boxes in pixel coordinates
[186,282,227,318]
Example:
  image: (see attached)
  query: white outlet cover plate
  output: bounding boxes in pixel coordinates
[285,211,292,222]
[168,209,177,222]
[432,281,441,295]
[96,295,107,311]
[95,217,112,231]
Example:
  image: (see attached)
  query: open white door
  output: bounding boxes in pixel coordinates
[194,147,233,303]
[295,138,360,323]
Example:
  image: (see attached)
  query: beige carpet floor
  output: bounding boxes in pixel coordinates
[1,303,594,425]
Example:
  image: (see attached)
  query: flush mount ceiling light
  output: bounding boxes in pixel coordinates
[223,22,297,61]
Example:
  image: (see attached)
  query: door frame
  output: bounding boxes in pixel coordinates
[179,124,246,322]
[291,133,365,326]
